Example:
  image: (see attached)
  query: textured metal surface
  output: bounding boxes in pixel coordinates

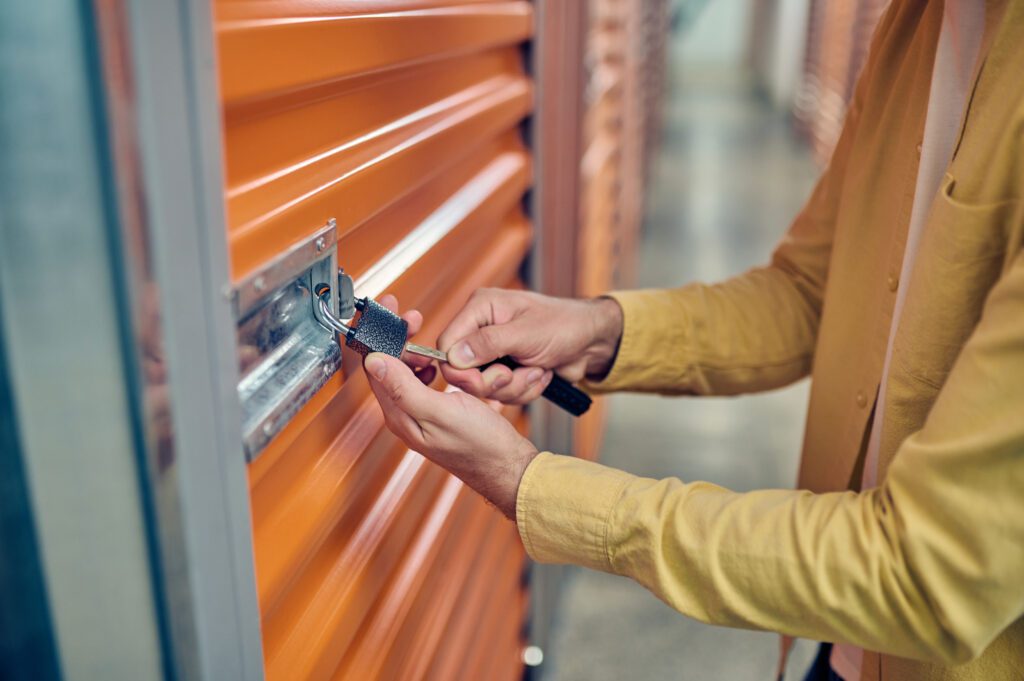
[346,299,409,358]
[214,2,533,678]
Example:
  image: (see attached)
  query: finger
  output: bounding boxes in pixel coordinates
[489,366,548,403]
[434,363,509,400]
[365,364,419,440]
[510,369,553,405]
[438,363,489,397]
[378,293,399,313]
[414,364,437,386]
[437,288,504,354]
[377,294,423,337]
[445,321,534,370]
[402,308,424,337]
[479,364,514,395]
[364,353,436,421]
[485,398,504,413]
[401,348,433,370]
[552,357,589,384]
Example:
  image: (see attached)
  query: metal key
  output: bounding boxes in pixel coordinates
[404,343,448,363]
[313,284,592,416]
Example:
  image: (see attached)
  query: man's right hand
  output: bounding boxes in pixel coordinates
[436,288,623,404]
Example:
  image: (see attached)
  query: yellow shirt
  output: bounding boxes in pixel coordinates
[516,2,1024,679]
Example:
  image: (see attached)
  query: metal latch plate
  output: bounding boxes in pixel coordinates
[232,220,339,460]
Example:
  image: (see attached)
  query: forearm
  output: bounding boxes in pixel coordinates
[585,265,821,396]
[517,451,1017,665]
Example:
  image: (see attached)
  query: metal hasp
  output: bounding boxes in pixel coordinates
[232,219,340,460]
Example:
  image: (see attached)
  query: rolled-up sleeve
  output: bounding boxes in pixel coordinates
[516,452,633,572]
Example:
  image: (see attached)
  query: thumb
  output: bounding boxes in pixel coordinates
[448,322,530,369]
[364,352,433,418]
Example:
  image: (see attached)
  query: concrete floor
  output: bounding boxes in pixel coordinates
[543,27,825,681]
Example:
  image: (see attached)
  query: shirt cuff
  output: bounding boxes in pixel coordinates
[581,289,694,394]
[516,452,634,572]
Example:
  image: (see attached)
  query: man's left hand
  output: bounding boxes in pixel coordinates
[364,351,538,519]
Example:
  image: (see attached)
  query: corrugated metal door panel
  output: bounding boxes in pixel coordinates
[370,500,498,680]
[216,3,531,104]
[214,2,531,678]
[424,517,523,679]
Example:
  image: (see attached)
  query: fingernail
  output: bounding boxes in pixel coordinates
[527,368,544,386]
[492,374,512,390]
[453,342,476,366]
[365,354,387,380]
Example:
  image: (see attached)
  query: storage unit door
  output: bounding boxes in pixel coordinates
[214,3,534,679]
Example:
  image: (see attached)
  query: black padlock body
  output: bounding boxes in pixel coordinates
[345,298,408,358]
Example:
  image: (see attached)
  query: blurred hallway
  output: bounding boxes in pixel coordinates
[545,8,822,681]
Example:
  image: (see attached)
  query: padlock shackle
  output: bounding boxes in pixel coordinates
[313,284,354,338]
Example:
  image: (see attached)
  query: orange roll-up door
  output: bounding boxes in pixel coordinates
[214,3,533,679]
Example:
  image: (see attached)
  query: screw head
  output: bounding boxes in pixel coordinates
[315,236,326,252]
[262,422,274,437]
[253,275,266,292]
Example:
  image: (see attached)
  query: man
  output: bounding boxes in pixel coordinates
[363,1,1024,679]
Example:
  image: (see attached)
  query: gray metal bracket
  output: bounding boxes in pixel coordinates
[232,219,341,460]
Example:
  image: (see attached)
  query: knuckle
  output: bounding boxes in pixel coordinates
[477,326,501,352]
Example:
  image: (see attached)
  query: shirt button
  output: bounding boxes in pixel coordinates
[887,273,899,292]
[856,391,868,408]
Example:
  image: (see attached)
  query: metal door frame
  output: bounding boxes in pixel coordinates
[0,0,263,678]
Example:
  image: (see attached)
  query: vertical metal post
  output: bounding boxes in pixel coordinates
[526,0,589,676]
[0,1,170,677]
[94,0,266,677]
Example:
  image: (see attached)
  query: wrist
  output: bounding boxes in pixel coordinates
[503,439,539,520]
[584,296,624,380]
